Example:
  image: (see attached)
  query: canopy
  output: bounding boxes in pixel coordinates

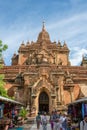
[68,97,87,105]
[0,96,23,105]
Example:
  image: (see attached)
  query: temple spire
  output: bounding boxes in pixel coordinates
[37,22,50,42]
[42,21,45,31]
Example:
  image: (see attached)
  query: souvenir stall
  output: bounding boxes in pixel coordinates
[68,97,87,122]
[0,96,23,129]
[0,96,23,118]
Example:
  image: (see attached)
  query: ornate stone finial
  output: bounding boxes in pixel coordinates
[27,40,30,44]
[42,21,45,31]
[13,51,16,56]
[82,54,84,60]
[63,41,67,47]
[22,41,24,44]
[54,40,56,44]
[58,40,61,47]
[21,41,25,47]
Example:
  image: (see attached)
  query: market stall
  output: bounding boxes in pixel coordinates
[68,97,87,122]
[0,96,23,129]
[0,96,23,118]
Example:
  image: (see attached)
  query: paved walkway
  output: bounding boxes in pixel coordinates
[23,115,50,130]
[30,123,51,130]
[9,116,51,130]
[30,116,51,130]
[8,123,51,130]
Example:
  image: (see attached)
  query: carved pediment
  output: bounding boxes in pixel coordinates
[38,49,54,64]
[32,76,55,95]
[25,48,55,65]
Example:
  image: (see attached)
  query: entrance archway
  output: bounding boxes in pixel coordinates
[39,92,49,114]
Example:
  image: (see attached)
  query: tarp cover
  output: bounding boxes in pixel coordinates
[0,95,23,105]
[68,97,87,105]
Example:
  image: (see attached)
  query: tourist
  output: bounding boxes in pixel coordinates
[60,112,67,130]
[49,111,54,130]
[80,114,87,130]
[66,118,72,130]
[36,112,41,130]
[42,112,48,130]
[53,110,62,130]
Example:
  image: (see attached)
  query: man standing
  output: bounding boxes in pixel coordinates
[80,114,87,130]
[36,112,41,130]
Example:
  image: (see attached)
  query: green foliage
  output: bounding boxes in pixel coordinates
[11,96,15,100]
[0,64,3,69]
[19,107,28,119]
[0,74,8,97]
[0,40,8,59]
[0,40,8,97]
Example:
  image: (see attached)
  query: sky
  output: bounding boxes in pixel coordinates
[0,0,87,66]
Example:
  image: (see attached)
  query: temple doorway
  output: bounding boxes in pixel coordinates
[39,91,49,114]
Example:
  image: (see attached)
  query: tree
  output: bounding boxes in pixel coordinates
[0,75,8,97]
[0,40,8,97]
[0,40,8,59]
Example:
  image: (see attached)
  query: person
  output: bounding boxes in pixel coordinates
[11,109,15,119]
[60,112,67,130]
[42,112,48,130]
[72,118,79,130]
[36,112,41,130]
[66,118,72,130]
[49,111,54,130]
[53,110,62,130]
[80,114,87,130]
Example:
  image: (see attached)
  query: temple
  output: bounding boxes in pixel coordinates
[0,23,87,115]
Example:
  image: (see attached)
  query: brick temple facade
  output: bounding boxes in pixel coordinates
[0,24,87,115]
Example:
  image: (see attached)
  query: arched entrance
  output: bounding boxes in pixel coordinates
[39,92,49,114]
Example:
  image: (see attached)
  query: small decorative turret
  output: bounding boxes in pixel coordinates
[21,41,25,47]
[64,70,74,90]
[12,52,16,60]
[26,41,30,46]
[18,41,25,52]
[0,57,5,66]
[63,41,68,48]
[81,54,87,67]
[11,52,18,65]
[57,40,62,47]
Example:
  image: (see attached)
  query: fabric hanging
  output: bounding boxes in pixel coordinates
[84,104,87,115]
[82,103,85,118]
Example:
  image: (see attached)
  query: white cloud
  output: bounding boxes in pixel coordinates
[47,12,87,42]
[70,48,87,65]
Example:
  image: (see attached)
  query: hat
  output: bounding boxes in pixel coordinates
[63,112,67,115]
